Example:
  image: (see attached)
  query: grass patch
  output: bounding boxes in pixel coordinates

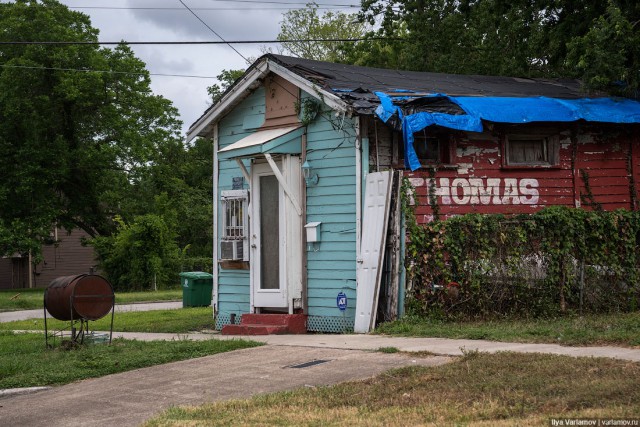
[0,288,43,311]
[114,289,182,304]
[0,331,260,389]
[375,312,640,347]
[377,347,400,354]
[0,288,182,311]
[0,307,214,334]
[145,352,640,426]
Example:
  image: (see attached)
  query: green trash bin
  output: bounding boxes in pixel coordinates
[180,271,213,307]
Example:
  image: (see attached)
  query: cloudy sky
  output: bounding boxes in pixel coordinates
[52,0,359,137]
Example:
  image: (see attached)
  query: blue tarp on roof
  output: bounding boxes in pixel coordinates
[375,92,640,171]
[455,96,640,124]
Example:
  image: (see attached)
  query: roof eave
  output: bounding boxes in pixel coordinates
[186,60,270,142]
[186,56,350,142]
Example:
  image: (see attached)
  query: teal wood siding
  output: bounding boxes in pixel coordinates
[304,110,358,333]
[214,86,359,333]
[215,87,265,328]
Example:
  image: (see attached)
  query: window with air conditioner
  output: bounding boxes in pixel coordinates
[220,190,249,261]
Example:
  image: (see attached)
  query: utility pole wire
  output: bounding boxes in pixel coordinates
[205,0,357,5]
[0,64,218,79]
[70,6,361,10]
[177,0,249,63]
[0,38,394,46]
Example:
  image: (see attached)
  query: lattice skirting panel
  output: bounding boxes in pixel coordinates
[215,313,244,330]
[306,315,354,333]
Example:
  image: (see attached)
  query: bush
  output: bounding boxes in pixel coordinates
[90,214,180,291]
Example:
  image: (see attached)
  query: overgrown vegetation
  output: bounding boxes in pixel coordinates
[88,134,215,291]
[0,307,214,334]
[0,331,260,389]
[145,352,640,426]
[402,179,640,320]
[90,215,179,291]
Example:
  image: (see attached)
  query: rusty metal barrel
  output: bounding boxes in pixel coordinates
[44,274,114,321]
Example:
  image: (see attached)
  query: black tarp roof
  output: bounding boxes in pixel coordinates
[188,54,606,134]
[268,54,597,115]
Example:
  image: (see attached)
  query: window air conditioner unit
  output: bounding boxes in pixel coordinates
[220,240,246,261]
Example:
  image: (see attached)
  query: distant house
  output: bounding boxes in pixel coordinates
[187,54,640,334]
[0,228,97,290]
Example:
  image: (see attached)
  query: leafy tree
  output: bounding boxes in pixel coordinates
[566,3,640,95]
[207,69,245,103]
[91,215,179,291]
[125,136,214,259]
[91,137,215,288]
[276,2,368,62]
[355,0,640,96]
[0,0,182,258]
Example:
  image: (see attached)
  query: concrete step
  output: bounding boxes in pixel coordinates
[221,324,289,335]
[240,314,305,326]
[221,314,307,335]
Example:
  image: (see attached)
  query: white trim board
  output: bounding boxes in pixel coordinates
[354,170,393,334]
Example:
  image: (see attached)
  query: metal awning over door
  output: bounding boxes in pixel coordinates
[218,125,304,216]
[218,125,304,160]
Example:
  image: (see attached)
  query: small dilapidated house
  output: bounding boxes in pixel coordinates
[188,54,640,334]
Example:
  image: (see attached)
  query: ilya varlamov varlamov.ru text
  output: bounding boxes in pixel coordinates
[549,419,639,427]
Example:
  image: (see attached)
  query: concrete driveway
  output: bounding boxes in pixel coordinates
[0,344,450,427]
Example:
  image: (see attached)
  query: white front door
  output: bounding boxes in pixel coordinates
[251,162,288,309]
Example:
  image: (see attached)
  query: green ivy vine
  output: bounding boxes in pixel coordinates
[400,177,640,320]
[295,97,321,126]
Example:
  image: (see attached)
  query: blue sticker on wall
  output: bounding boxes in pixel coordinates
[337,292,347,311]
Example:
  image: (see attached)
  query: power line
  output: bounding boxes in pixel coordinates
[205,0,357,5]
[177,0,249,62]
[69,5,359,10]
[0,38,390,46]
[0,64,218,79]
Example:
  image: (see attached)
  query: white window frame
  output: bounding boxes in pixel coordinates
[220,189,249,261]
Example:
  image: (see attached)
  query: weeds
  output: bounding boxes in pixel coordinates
[376,312,640,347]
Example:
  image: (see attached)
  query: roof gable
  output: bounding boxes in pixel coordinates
[186,55,348,141]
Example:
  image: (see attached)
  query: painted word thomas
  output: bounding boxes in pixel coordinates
[409,177,540,205]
